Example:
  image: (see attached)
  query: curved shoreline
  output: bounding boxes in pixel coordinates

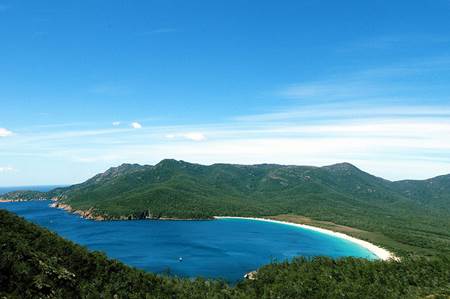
[215,216,397,261]
[1,200,396,261]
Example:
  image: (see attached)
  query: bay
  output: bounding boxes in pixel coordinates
[0,200,377,282]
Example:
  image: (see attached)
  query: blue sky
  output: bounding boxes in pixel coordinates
[1,0,450,186]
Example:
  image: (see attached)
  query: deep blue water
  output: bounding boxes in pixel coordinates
[0,201,377,282]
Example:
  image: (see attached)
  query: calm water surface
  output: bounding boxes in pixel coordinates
[1,200,377,282]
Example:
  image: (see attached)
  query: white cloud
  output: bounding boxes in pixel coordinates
[112,121,121,126]
[0,166,15,173]
[165,132,206,141]
[0,128,13,137]
[131,122,142,129]
[182,132,206,141]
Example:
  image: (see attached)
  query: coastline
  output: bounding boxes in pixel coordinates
[215,216,397,261]
[0,199,47,203]
[49,201,213,221]
[1,200,397,261]
[51,202,112,221]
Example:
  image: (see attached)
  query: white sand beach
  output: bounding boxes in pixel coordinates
[215,216,397,261]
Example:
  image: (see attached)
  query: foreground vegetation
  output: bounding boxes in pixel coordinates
[2,160,450,256]
[1,209,449,298]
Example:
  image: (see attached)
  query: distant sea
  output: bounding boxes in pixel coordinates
[0,185,65,195]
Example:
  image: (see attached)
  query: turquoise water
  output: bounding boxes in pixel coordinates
[0,201,377,282]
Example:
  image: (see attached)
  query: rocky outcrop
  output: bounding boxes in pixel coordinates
[244,271,257,280]
[49,201,213,221]
[51,202,106,221]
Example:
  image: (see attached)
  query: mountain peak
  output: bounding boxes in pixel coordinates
[89,163,145,183]
[155,159,195,169]
[156,159,183,166]
[106,163,141,173]
[323,162,359,171]
[156,158,179,164]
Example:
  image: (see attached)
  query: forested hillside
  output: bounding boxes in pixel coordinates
[393,174,450,212]
[1,209,449,298]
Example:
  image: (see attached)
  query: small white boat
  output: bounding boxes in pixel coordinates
[179,257,183,262]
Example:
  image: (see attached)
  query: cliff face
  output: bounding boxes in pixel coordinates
[50,202,164,221]
[50,202,106,221]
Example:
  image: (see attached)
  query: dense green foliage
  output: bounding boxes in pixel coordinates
[0,209,234,298]
[2,159,450,256]
[393,174,450,213]
[0,190,47,201]
[1,209,449,298]
[241,256,450,299]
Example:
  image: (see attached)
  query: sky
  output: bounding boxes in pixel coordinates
[1,0,450,186]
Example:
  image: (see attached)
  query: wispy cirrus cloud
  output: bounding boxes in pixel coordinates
[138,28,178,36]
[31,122,94,129]
[2,114,450,180]
[234,104,450,123]
[2,56,450,182]
[236,56,450,125]
[166,132,206,142]
[278,57,450,102]
[149,28,177,34]
[337,34,450,53]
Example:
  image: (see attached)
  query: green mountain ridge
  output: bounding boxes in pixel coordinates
[393,174,450,211]
[2,160,450,255]
[2,160,449,217]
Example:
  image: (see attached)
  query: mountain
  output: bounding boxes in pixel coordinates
[47,160,447,219]
[393,174,450,212]
[2,160,450,255]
